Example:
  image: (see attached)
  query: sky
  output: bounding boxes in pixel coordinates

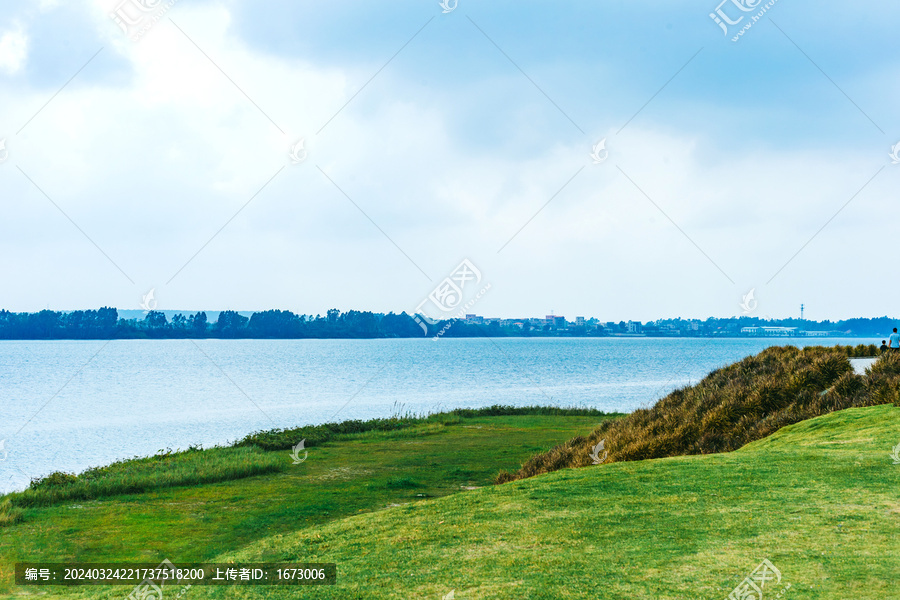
[0,0,898,322]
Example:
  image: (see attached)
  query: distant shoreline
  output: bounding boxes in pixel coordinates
[0,334,878,341]
[0,307,892,340]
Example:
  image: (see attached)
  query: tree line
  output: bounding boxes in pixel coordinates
[0,308,894,340]
[0,308,514,340]
[0,308,419,339]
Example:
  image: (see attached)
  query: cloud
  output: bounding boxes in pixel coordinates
[0,23,27,75]
[0,0,898,321]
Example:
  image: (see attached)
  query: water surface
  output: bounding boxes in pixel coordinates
[0,337,872,492]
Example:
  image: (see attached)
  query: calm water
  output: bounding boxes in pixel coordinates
[0,337,871,492]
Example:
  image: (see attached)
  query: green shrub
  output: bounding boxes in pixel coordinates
[499,345,900,483]
[0,499,23,526]
[29,471,78,489]
[7,446,286,509]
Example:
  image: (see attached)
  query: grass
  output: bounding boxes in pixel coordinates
[27,404,900,599]
[0,413,613,597]
[498,344,900,482]
[2,406,613,515]
[234,405,613,451]
[2,347,898,598]
[3,446,286,510]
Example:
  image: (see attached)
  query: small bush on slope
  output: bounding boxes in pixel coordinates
[497,344,896,482]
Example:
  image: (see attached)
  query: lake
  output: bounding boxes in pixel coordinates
[0,337,873,492]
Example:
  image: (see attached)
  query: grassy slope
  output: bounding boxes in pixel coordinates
[4,446,287,510]
[500,345,899,482]
[40,405,899,600]
[0,415,608,598]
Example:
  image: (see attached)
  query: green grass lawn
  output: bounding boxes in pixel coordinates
[5,407,899,599]
[16,405,899,600]
[0,414,610,598]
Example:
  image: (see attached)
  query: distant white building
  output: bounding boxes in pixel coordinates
[762,326,797,336]
[545,315,566,328]
[742,326,798,336]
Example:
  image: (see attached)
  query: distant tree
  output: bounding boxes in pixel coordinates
[190,312,209,336]
[215,311,248,337]
[145,311,168,331]
[172,314,187,331]
[249,310,301,338]
[97,307,118,337]
[380,312,423,337]
[30,310,61,339]
[339,310,379,338]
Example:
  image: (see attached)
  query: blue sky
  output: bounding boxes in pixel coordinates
[0,0,898,322]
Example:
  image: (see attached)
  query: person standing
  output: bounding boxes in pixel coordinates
[881,340,889,353]
[890,328,900,350]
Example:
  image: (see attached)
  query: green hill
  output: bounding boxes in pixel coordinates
[499,344,899,482]
[5,347,899,599]
[35,405,900,600]
[0,412,614,598]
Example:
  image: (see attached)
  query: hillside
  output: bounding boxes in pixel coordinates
[0,412,613,598]
[5,347,899,599]
[34,404,899,600]
[499,344,898,482]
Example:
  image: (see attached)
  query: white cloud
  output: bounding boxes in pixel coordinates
[0,23,27,75]
[0,0,897,321]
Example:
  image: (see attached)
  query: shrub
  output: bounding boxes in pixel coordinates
[29,471,78,489]
[498,345,899,483]
[0,499,23,526]
[7,446,287,510]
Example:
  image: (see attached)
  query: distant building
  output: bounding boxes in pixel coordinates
[802,330,828,337]
[576,316,585,327]
[763,326,798,336]
[628,320,642,334]
[465,314,483,324]
[658,323,681,335]
[743,326,798,336]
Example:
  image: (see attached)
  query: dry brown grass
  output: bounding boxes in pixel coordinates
[497,344,898,483]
